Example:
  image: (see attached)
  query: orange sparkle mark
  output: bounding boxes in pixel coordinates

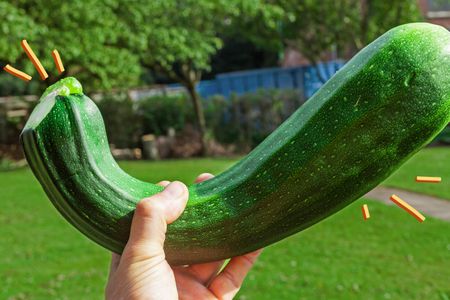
[390,194,425,222]
[3,64,32,81]
[21,40,48,80]
[361,204,370,220]
[51,49,65,73]
[415,176,441,183]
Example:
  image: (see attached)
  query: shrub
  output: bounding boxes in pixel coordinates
[0,97,37,147]
[99,88,306,151]
[136,93,194,136]
[96,91,142,148]
[205,89,305,149]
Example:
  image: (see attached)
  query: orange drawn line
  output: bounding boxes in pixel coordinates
[415,176,441,183]
[21,40,48,80]
[3,64,32,81]
[390,194,425,222]
[361,204,370,220]
[51,49,65,73]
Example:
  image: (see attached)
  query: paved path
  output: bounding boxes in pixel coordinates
[365,186,450,222]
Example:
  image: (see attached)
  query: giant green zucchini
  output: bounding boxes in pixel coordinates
[20,23,450,265]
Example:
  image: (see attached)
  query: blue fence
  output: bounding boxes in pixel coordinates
[169,60,345,99]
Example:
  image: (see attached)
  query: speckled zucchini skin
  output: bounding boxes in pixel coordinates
[20,23,450,265]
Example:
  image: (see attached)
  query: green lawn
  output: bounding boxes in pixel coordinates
[0,152,449,299]
[383,147,450,200]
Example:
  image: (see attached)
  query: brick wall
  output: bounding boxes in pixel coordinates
[419,0,450,29]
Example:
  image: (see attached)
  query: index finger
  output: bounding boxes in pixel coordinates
[209,249,262,299]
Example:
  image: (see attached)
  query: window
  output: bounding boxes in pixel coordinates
[427,0,450,18]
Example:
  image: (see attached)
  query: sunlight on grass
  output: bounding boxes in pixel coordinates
[1,149,449,299]
[383,147,450,200]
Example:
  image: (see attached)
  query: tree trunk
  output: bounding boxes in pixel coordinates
[185,82,208,155]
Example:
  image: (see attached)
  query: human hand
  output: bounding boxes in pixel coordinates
[105,173,262,300]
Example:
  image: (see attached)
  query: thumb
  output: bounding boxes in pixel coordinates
[124,181,189,257]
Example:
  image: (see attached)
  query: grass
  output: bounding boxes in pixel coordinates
[238,199,450,300]
[383,147,450,200]
[0,151,449,299]
[0,159,236,300]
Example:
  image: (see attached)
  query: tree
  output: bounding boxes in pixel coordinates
[278,0,422,82]
[121,0,284,155]
[0,1,45,95]
[355,0,423,49]
[209,1,284,76]
[115,0,232,154]
[1,0,285,155]
[0,0,142,92]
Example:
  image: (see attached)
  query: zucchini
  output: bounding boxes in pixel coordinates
[20,23,450,265]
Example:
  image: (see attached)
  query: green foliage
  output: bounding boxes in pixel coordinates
[0,1,44,63]
[225,1,285,54]
[142,1,225,75]
[206,89,305,148]
[0,1,45,95]
[0,0,285,152]
[207,2,285,76]
[136,93,194,136]
[0,0,285,93]
[0,99,37,145]
[96,92,142,148]
[121,1,286,153]
[279,0,422,71]
[120,0,233,88]
[129,1,277,76]
[0,0,424,93]
[96,92,194,148]
[1,0,141,91]
[94,89,303,150]
[0,73,41,96]
[361,0,423,46]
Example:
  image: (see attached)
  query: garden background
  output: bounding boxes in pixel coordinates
[1,1,450,299]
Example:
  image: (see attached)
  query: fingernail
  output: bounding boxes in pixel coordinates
[163,181,186,198]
